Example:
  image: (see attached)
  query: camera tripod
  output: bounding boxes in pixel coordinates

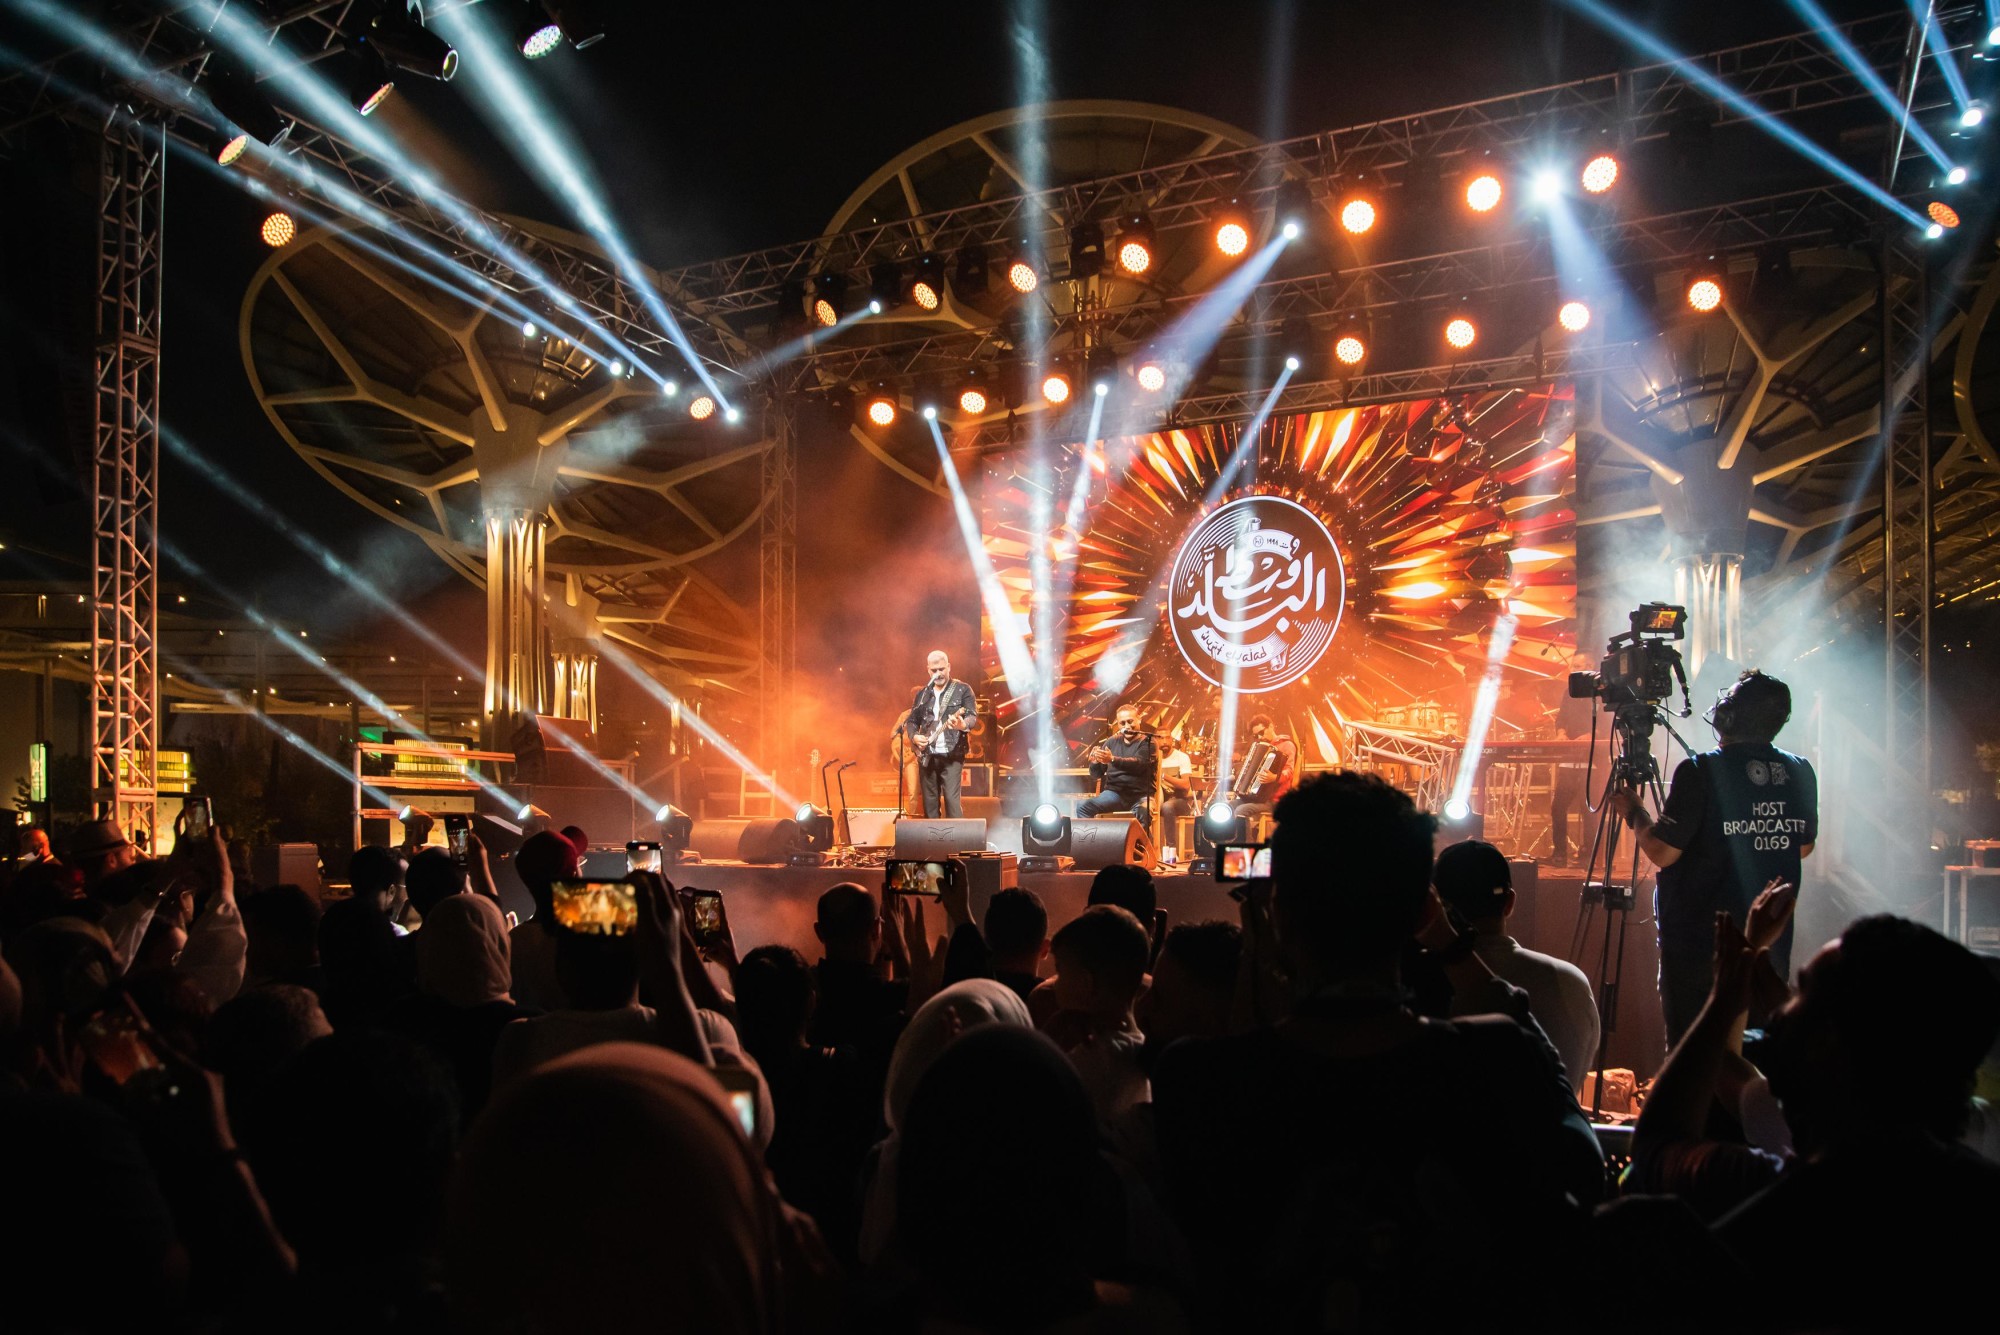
[1568,704,1667,1121]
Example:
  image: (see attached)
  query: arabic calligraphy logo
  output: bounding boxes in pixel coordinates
[1168,495,1344,693]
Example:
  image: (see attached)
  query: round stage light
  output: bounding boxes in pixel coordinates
[217,132,252,166]
[1136,361,1167,392]
[1032,802,1062,832]
[1581,153,1619,194]
[959,386,989,415]
[866,396,897,427]
[1928,200,1961,229]
[356,80,394,116]
[867,298,884,315]
[1281,219,1302,240]
[1990,23,2000,45]
[1007,258,1039,294]
[608,359,625,377]
[660,379,679,398]
[521,319,538,338]
[1334,334,1366,366]
[1118,238,1153,274]
[1686,278,1723,313]
[1465,173,1503,213]
[1284,354,1301,371]
[1962,104,1985,129]
[1215,220,1251,257]
[521,22,564,58]
[1926,222,1945,240]
[689,395,716,421]
[1530,169,1561,202]
[1443,797,1472,821]
[1444,317,1477,349]
[1339,197,1376,234]
[259,211,296,248]
[1204,800,1234,827]
[1094,379,1110,397]
[912,279,942,311]
[1558,300,1591,332]
[1947,166,1969,185]
[812,297,838,327]
[724,406,742,424]
[1041,370,1073,405]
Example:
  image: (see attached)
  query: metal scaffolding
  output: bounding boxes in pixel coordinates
[90,120,164,848]
[1879,233,1933,897]
[759,392,799,779]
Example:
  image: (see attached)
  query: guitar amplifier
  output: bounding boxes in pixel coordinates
[959,850,1018,922]
[967,696,993,760]
[843,809,902,848]
[960,764,994,798]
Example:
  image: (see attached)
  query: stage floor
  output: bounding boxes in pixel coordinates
[649,858,1670,1078]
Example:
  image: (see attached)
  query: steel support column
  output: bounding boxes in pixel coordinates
[91,121,162,848]
[759,393,797,782]
[1879,234,1932,902]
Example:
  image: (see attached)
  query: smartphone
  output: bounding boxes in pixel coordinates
[444,813,470,853]
[682,888,726,949]
[549,879,639,936]
[184,795,213,839]
[1214,842,1272,883]
[453,827,472,860]
[883,857,959,899]
[627,840,663,874]
[76,1002,168,1086]
[711,1064,761,1140]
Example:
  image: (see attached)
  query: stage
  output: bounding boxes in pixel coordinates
[626,856,1670,1078]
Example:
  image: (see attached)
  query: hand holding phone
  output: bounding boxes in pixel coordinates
[184,795,213,839]
[549,879,640,936]
[627,840,664,874]
[1214,843,1271,883]
[884,857,961,900]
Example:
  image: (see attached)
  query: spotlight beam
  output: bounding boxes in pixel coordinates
[428,6,732,407]
[1909,0,1973,113]
[1786,0,1955,169]
[1445,613,1519,817]
[591,637,801,811]
[1561,0,1930,231]
[926,417,1040,703]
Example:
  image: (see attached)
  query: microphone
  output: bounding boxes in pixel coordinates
[820,756,842,771]
[838,761,856,771]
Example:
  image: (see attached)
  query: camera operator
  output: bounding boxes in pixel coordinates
[1611,670,1818,1044]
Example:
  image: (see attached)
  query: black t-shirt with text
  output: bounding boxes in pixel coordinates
[1652,742,1818,969]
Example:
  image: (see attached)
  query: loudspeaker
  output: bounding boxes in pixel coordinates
[893,818,989,859]
[686,818,805,864]
[1069,817,1154,870]
[958,850,1018,922]
[842,809,900,847]
[253,842,323,899]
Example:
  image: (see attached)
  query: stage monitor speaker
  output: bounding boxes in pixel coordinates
[894,818,989,859]
[736,818,806,864]
[687,818,753,862]
[1069,817,1154,870]
[253,843,323,899]
[843,809,900,847]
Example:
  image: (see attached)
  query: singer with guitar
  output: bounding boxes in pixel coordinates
[906,650,979,818]
[1079,705,1160,822]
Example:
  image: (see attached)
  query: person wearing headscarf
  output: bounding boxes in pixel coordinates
[447,1041,836,1335]
[389,894,537,1124]
[857,979,1033,1265]
[896,1025,1186,1332]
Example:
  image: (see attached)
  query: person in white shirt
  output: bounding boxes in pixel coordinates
[1433,839,1601,1094]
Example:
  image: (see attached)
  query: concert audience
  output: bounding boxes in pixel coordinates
[1434,837,1601,1092]
[10,774,1998,1335]
[505,828,579,1010]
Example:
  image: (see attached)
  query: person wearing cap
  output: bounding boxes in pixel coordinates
[66,818,138,890]
[1433,839,1600,1095]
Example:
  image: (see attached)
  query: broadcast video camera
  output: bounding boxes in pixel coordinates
[1568,602,1690,710]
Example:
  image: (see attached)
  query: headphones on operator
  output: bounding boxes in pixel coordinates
[1706,670,1791,742]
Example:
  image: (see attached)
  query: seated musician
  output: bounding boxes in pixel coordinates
[1079,705,1159,824]
[1233,714,1298,819]
[1158,731,1197,831]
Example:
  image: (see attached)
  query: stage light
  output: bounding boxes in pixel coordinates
[909,255,945,311]
[1339,196,1376,234]
[546,0,609,50]
[1558,300,1591,332]
[870,262,904,313]
[1990,24,2000,46]
[1443,796,1471,821]
[1686,277,1723,312]
[912,378,945,421]
[1086,349,1118,398]
[956,245,990,296]
[1929,200,1961,229]
[346,48,395,115]
[865,384,898,427]
[1213,200,1252,256]
[521,319,539,338]
[1005,241,1040,294]
[1963,104,1985,128]
[1136,360,1167,392]
[1926,222,1944,240]
[811,272,848,327]
[958,372,989,416]
[1581,153,1620,194]
[1334,333,1366,366]
[361,3,459,80]
[656,803,692,859]
[689,395,716,420]
[1069,221,1106,279]
[1531,169,1561,201]
[1275,179,1314,241]
[660,379,679,397]
[1031,802,1062,833]
[794,803,835,852]
[1466,173,1503,212]
[259,211,296,248]
[1115,214,1155,274]
[1041,366,1073,405]
[1444,316,1477,349]
[723,406,741,424]
[518,16,564,58]
[607,358,625,377]
[204,60,291,164]
[1947,166,1969,185]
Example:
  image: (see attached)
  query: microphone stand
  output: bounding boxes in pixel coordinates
[835,762,856,845]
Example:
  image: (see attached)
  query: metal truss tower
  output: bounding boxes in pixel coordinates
[759,389,798,783]
[1878,233,1933,901]
[91,121,163,848]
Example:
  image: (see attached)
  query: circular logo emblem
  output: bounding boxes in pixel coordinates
[1167,495,1345,693]
[1746,760,1770,786]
